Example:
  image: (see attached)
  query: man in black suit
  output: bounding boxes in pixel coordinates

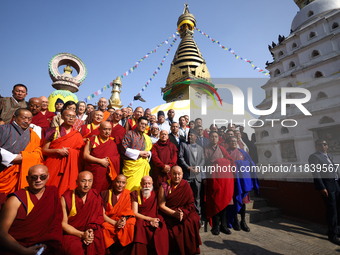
[178,129,205,221]
[195,125,209,148]
[169,122,185,150]
[308,139,340,245]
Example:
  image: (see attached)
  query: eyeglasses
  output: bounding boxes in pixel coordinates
[65,115,76,119]
[29,174,48,181]
[317,143,328,146]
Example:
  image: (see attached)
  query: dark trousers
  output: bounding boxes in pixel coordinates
[187,178,202,217]
[322,181,340,238]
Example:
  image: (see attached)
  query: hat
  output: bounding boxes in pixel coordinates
[55,98,64,105]
[157,111,165,117]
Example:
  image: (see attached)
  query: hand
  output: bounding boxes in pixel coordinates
[100,157,110,168]
[139,151,150,159]
[320,189,328,197]
[25,244,47,255]
[203,179,207,186]
[163,165,171,173]
[58,147,69,157]
[149,217,160,228]
[11,154,23,165]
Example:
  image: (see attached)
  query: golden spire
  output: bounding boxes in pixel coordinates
[63,63,73,74]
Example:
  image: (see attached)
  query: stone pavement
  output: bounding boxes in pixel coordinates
[199,217,340,255]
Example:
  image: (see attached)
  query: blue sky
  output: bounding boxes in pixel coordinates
[0,1,298,109]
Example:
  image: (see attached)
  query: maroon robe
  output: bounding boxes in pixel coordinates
[110,123,126,149]
[130,190,169,255]
[161,180,201,255]
[62,189,105,255]
[2,186,63,255]
[204,145,235,218]
[84,136,119,192]
[151,140,178,191]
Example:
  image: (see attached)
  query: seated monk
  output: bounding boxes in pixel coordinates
[158,166,201,255]
[0,164,63,255]
[130,176,169,255]
[151,130,177,192]
[84,121,119,192]
[80,110,104,139]
[0,108,44,194]
[43,109,85,196]
[101,174,136,255]
[61,171,105,255]
[110,109,126,149]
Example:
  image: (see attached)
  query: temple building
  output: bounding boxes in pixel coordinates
[255,0,340,223]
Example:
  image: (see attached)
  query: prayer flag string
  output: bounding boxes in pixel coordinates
[195,27,269,76]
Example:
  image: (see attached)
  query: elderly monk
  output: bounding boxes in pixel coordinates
[0,108,44,194]
[61,171,105,255]
[85,97,111,125]
[125,106,144,132]
[122,116,152,191]
[158,166,201,255]
[110,109,126,149]
[43,109,85,196]
[204,131,235,235]
[130,176,169,255]
[226,136,259,233]
[101,174,136,254]
[0,84,28,125]
[80,110,104,139]
[0,164,63,255]
[84,121,119,191]
[151,130,178,192]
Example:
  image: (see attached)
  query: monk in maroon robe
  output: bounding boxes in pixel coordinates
[0,164,63,255]
[61,171,105,255]
[84,121,119,192]
[151,130,178,192]
[110,109,126,150]
[204,131,235,235]
[131,176,169,255]
[158,166,201,255]
[80,110,105,139]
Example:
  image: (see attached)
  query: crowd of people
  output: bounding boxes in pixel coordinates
[0,84,260,255]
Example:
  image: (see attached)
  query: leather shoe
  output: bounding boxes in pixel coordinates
[211,226,220,235]
[233,219,241,231]
[240,221,250,232]
[329,236,340,245]
[220,225,231,235]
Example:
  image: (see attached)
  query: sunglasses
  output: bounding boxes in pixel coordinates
[317,143,328,146]
[29,174,48,181]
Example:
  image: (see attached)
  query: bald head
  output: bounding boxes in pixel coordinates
[28,97,42,115]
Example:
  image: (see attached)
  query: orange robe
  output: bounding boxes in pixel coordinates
[0,130,44,194]
[101,188,136,249]
[45,129,85,196]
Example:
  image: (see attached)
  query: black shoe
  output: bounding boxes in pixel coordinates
[233,219,241,231]
[220,225,232,235]
[240,221,250,232]
[211,226,220,235]
[329,236,340,245]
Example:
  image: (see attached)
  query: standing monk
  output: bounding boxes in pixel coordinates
[158,166,201,255]
[0,108,44,194]
[80,110,104,138]
[151,130,178,192]
[121,116,152,191]
[101,174,136,255]
[131,176,169,255]
[84,121,119,191]
[0,164,63,255]
[61,171,105,255]
[0,84,28,125]
[110,109,126,149]
[43,109,85,196]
